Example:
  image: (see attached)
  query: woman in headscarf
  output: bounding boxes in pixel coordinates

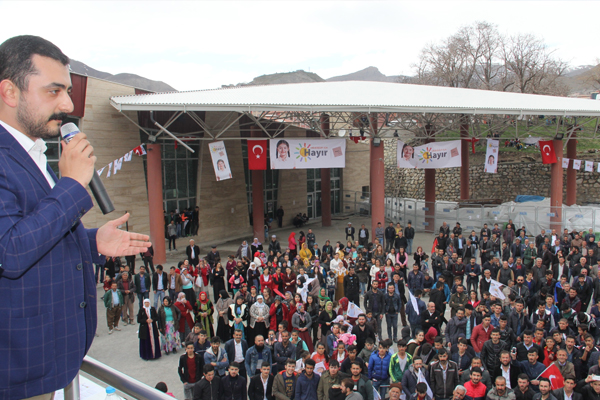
[317,288,331,311]
[317,300,336,336]
[215,290,234,341]
[306,295,320,343]
[292,302,314,353]
[337,297,349,318]
[212,262,226,301]
[407,329,425,356]
[299,243,312,265]
[138,298,161,360]
[158,296,181,355]
[228,295,249,339]
[247,262,260,290]
[298,231,306,249]
[288,232,297,259]
[272,265,284,296]
[269,295,288,331]
[195,292,214,338]
[282,266,297,295]
[259,265,274,294]
[174,292,195,345]
[226,255,237,293]
[236,240,249,260]
[251,238,263,255]
[333,256,347,301]
[249,295,270,345]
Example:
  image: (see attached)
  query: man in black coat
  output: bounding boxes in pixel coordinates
[353,314,376,354]
[385,222,396,252]
[152,264,169,309]
[493,350,521,389]
[193,365,221,400]
[421,301,444,333]
[248,362,274,400]
[220,363,247,400]
[345,223,355,241]
[554,377,581,400]
[187,239,201,266]
[344,267,360,306]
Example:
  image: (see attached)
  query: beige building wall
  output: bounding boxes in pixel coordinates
[195,112,251,242]
[79,77,151,237]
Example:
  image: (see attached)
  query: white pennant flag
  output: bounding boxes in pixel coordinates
[597,163,600,173]
[562,158,570,168]
[97,166,106,177]
[106,162,113,177]
[418,368,434,399]
[573,160,581,170]
[347,302,364,319]
[489,279,506,300]
[586,161,594,172]
[113,157,123,174]
[409,290,420,315]
[123,150,133,162]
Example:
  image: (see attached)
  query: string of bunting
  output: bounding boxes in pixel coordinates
[96,144,146,178]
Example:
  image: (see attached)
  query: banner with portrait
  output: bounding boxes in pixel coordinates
[484,139,499,173]
[397,140,461,169]
[269,139,346,169]
[208,141,232,181]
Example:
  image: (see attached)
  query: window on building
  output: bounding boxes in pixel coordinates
[162,141,199,214]
[307,168,342,218]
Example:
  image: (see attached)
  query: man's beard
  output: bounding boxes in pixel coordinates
[256,345,264,352]
[17,96,66,140]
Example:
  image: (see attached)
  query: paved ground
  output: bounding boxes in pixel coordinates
[88,216,444,399]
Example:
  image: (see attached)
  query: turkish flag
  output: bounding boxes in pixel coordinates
[539,363,564,390]
[539,140,557,164]
[248,140,267,170]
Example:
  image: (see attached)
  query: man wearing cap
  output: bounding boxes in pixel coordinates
[346,223,355,241]
[269,235,282,257]
[206,245,221,269]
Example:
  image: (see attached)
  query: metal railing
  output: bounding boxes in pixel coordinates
[384,196,600,234]
[64,356,175,400]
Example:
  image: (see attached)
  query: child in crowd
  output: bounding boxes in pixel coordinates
[327,270,337,300]
[358,338,375,366]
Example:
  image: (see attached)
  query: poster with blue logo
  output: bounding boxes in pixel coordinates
[396,140,462,169]
[269,139,346,169]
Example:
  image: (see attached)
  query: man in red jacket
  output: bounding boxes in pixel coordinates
[463,367,487,400]
[470,316,492,355]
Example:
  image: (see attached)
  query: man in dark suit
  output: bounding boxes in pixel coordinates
[345,222,355,241]
[225,329,249,377]
[552,377,581,400]
[493,350,521,389]
[152,264,169,309]
[187,239,201,266]
[248,362,274,400]
[0,35,150,400]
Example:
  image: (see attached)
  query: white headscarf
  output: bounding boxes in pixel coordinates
[254,295,267,309]
[143,298,152,318]
[177,292,186,304]
[249,262,257,271]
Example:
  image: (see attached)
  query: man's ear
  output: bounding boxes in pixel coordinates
[0,79,19,108]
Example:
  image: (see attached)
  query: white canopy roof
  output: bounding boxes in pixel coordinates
[110,81,600,116]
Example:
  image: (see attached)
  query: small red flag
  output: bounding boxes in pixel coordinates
[248,140,267,170]
[538,363,564,390]
[133,144,146,156]
[539,140,557,164]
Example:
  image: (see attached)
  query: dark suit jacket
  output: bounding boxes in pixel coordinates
[224,338,249,370]
[248,373,274,400]
[187,245,201,265]
[553,388,582,400]
[493,363,522,389]
[152,271,168,291]
[0,125,105,399]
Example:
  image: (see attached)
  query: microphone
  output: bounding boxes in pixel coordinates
[60,123,115,215]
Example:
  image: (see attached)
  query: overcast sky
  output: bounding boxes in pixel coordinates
[1,1,598,91]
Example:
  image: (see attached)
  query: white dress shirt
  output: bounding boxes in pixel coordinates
[0,120,55,188]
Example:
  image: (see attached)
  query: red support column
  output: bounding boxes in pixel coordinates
[424,130,436,233]
[320,114,332,227]
[566,133,577,206]
[460,117,470,200]
[146,144,166,264]
[251,126,265,243]
[550,139,564,231]
[370,113,385,235]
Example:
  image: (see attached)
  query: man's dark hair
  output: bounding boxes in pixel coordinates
[203,364,215,374]
[416,383,427,393]
[341,378,354,389]
[491,328,501,335]
[305,359,316,367]
[522,330,533,337]
[471,367,482,375]
[211,336,221,344]
[397,339,408,347]
[261,361,270,369]
[517,373,529,381]
[347,345,357,352]
[0,35,69,92]
[329,359,340,368]
[156,264,163,271]
[350,361,363,370]
[230,362,240,369]
[434,336,444,344]
[499,315,508,321]
[286,358,296,366]
[437,348,447,356]
[538,377,550,385]
[155,382,168,393]
[365,337,375,345]
[185,341,194,348]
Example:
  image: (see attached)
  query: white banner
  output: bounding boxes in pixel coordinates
[586,161,594,172]
[208,141,232,181]
[562,157,570,169]
[484,139,499,173]
[489,279,506,300]
[573,159,581,170]
[269,139,346,169]
[397,140,461,169]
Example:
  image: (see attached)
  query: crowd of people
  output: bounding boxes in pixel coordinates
[101,219,600,400]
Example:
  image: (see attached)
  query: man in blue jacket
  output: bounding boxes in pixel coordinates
[296,359,320,400]
[368,339,393,398]
[0,35,150,400]
[406,289,428,336]
[246,335,273,377]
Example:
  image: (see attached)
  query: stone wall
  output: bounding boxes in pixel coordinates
[383,139,600,204]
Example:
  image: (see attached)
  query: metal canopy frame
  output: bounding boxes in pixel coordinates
[110,81,600,146]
